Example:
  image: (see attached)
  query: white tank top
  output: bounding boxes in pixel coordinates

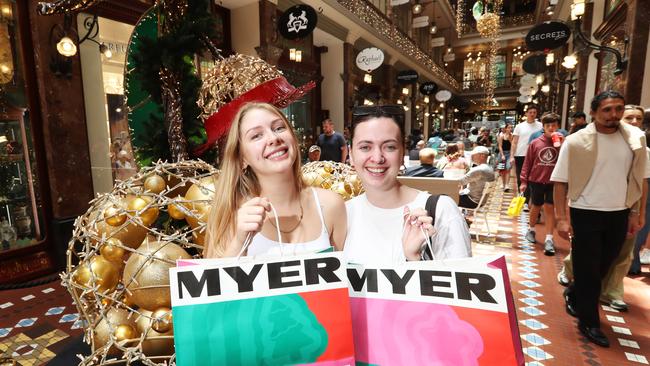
[247,188,331,256]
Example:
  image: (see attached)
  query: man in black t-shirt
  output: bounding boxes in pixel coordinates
[317,119,347,162]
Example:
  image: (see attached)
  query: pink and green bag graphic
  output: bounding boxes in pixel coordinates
[170,252,355,366]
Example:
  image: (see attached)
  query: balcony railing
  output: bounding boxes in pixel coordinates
[461,75,522,92]
[461,13,536,34]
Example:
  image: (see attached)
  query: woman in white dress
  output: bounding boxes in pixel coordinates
[343,105,471,264]
[204,102,346,258]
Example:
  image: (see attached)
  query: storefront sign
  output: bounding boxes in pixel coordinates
[397,70,418,84]
[419,82,438,95]
[278,5,318,40]
[443,53,456,62]
[412,16,429,28]
[431,37,445,48]
[522,54,547,75]
[525,21,571,51]
[435,89,452,102]
[356,47,384,72]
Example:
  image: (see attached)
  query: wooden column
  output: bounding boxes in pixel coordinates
[342,42,356,129]
[622,0,650,104]
[574,3,594,113]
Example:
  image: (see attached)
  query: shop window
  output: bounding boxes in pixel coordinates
[0,0,45,253]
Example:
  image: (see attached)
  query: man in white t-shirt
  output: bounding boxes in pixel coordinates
[551,91,648,348]
[511,105,542,201]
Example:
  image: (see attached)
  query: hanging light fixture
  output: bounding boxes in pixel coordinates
[536,74,544,85]
[56,36,77,57]
[430,23,437,34]
[570,0,585,20]
[99,43,112,58]
[412,2,423,15]
[295,50,302,63]
[364,73,372,83]
[562,54,578,69]
[289,48,296,61]
[541,84,550,93]
[545,53,555,66]
[402,87,409,95]
[424,96,430,103]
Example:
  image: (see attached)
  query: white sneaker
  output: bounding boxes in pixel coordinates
[557,269,570,286]
[640,248,650,265]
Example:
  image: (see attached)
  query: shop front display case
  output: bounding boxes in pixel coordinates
[0,105,53,284]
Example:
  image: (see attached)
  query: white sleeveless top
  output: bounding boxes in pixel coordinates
[247,188,331,256]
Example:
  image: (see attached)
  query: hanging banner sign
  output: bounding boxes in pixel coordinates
[435,89,452,102]
[278,5,318,40]
[348,255,524,366]
[356,47,384,72]
[413,16,430,28]
[522,54,548,75]
[525,21,571,51]
[431,37,446,48]
[397,70,419,84]
[443,53,456,62]
[420,82,438,95]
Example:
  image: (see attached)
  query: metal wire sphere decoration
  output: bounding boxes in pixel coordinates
[62,160,218,366]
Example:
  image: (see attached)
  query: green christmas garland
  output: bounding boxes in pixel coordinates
[127,0,218,166]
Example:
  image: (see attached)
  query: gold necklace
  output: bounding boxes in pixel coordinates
[268,202,304,234]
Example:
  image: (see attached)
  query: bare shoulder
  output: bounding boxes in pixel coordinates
[312,187,346,209]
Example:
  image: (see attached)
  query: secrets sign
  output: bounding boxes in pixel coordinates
[525,21,571,51]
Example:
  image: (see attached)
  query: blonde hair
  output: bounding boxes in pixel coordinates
[205,102,304,257]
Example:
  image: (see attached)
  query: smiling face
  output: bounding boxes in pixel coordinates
[239,107,297,177]
[350,117,403,192]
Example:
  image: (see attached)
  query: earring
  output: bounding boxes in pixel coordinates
[242,165,249,173]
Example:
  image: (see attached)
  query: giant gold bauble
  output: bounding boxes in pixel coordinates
[332,182,350,200]
[104,205,126,227]
[123,241,191,311]
[94,308,137,350]
[184,176,216,229]
[136,310,175,356]
[127,196,159,226]
[144,174,166,194]
[73,255,120,294]
[100,238,126,263]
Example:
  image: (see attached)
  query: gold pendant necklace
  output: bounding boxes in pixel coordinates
[268,202,304,234]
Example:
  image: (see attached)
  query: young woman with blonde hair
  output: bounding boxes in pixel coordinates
[204,102,346,258]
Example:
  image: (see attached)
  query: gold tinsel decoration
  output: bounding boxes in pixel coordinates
[197,54,285,120]
[455,0,466,37]
[37,0,105,15]
[63,160,218,365]
[301,161,364,201]
[476,12,500,39]
[475,1,503,109]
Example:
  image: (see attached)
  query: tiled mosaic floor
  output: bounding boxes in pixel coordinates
[0,183,649,365]
[470,185,650,365]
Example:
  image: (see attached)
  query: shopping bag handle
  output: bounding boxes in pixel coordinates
[236,202,284,259]
[402,210,436,262]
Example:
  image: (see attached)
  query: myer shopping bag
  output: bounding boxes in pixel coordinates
[507,195,526,217]
[169,251,355,366]
[347,255,524,366]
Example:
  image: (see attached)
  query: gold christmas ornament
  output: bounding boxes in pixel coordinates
[184,176,216,230]
[127,196,159,226]
[100,238,126,263]
[104,205,126,227]
[93,308,137,350]
[301,162,364,200]
[114,324,139,343]
[150,307,173,333]
[167,198,187,220]
[144,174,166,194]
[122,241,192,311]
[476,12,500,39]
[63,160,218,365]
[73,255,120,294]
[136,310,175,356]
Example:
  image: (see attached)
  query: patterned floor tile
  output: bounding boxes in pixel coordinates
[625,353,649,364]
[519,280,541,288]
[619,338,640,349]
[521,333,551,346]
[520,298,544,306]
[523,346,554,361]
[520,306,546,316]
[0,303,13,309]
[15,318,37,328]
[519,289,543,298]
[21,295,35,301]
[58,314,79,323]
[41,288,55,294]
[45,307,65,316]
[605,315,625,324]
[612,326,632,335]
[0,328,11,337]
[520,319,548,330]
